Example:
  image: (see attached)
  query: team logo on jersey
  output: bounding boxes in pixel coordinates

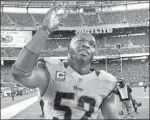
[78,78,83,83]
[55,71,66,82]
[73,85,83,92]
[118,110,124,116]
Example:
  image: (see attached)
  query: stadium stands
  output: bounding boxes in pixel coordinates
[91,58,149,83]
[105,34,149,47]
[99,11,125,24]
[1,13,13,26]
[1,8,149,27]
[99,9,149,25]
[1,65,12,82]
[8,13,35,27]
[31,14,45,25]
[122,59,149,82]
[1,46,148,58]
[44,39,58,50]
[107,60,121,78]
[29,1,52,7]
[82,13,99,26]
[41,46,148,57]
[111,1,127,5]
[130,34,149,46]
[97,48,120,56]
[2,58,148,84]
[120,47,145,54]
[40,50,67,57]
[125,9,149,25]
[62,13,83,27]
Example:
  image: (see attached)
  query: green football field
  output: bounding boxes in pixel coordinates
[1,87,149,119]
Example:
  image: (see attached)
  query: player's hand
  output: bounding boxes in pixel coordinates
[42,3,68,31]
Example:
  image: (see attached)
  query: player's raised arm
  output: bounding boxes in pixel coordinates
[11,3,68,89]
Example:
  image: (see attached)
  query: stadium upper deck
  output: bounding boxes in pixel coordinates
[1,8,149,27]
[1,1,149,27]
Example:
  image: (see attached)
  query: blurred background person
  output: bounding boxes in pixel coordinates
[11,86,16,101]
[37,88,44,118]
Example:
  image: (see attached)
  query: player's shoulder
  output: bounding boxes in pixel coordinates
[38,57,65,75]
[98,70,117,90]
[37,57,61,67]
[43,57,61,65]
[100,70,117,83]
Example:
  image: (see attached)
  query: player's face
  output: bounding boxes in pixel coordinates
[69,34,96,64]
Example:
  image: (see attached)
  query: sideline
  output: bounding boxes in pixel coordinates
[1,96,38,119]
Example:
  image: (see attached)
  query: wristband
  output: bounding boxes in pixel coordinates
[42,26,51,34]
[24,46,39,55]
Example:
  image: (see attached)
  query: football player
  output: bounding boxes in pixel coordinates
[11,3,124,119]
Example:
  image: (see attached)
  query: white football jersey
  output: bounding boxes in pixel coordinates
[41,58,117,119]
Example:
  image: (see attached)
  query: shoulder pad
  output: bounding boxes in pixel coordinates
[42,57,62,75]
[99,70,117,90]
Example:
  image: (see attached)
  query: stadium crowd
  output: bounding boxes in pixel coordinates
[1,9,149,27]
[1,33,149,57]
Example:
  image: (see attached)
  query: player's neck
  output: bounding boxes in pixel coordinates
[67,59,90,75]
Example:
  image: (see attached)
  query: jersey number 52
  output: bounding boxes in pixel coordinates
[53,92,96,120]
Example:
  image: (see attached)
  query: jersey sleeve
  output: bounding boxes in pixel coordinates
[98,70,118,97]
[43,57,62,77]
[100,70,117,90]
[38,57,63,98]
